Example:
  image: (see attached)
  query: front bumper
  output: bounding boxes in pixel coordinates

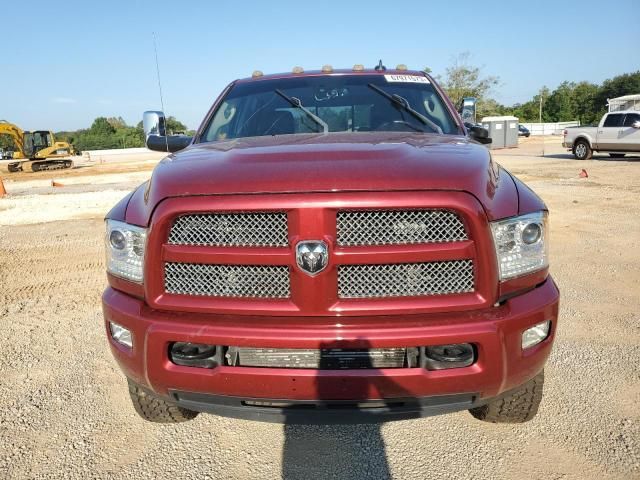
[103,276,559,423]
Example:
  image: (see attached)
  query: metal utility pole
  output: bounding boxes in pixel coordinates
[539,90,545,157]
[539,93,543,124]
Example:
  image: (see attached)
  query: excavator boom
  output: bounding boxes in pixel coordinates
[0,121,26,158]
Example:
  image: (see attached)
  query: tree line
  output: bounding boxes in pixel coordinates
[0,116,191,153]
[433,53,640,125]
[54,116,191,152]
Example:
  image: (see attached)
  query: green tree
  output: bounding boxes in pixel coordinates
[572,81,601,125]
[107,117,128,129]
[596,71,640,109]
[544,81,575,122]
[476,98,507,119]
[166,116,188,134]
[438,52,500,108]
[90,117,116,135]
[509,72,639,124]
[510,87,551,122]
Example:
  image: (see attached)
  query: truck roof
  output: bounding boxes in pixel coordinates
[235,68,430,83]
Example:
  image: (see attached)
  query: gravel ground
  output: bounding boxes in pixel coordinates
[0,140,638,479]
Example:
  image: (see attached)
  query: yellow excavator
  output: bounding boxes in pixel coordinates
[0,120,76,172]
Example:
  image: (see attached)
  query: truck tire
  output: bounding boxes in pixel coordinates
[609,153,625,158]
[573,140,592,160]
[468,370,544,423]
[127,379,198,423]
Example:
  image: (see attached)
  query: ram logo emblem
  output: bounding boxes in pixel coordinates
[295,241,329,276]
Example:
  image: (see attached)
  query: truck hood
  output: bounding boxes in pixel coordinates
[126,132,518,225]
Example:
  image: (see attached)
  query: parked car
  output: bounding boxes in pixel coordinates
[518,125,530,137]
[563,111,640,159]
[102,66,558,425]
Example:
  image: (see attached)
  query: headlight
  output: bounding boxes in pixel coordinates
[105,219,147,283]
[490,211,548,280]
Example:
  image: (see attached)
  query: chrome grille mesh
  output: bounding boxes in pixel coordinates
[338,260,474,299]
[168,212,288,247]
[337,210,467,246]
[164,263,290,298]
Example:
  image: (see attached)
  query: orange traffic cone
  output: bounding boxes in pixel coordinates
[51,180,64,187]
[0,177,6,197]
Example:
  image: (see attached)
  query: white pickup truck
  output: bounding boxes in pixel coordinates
[563,111,640,159]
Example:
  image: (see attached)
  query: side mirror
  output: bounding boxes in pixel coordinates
[467,124,492,145]
[142,110,192,153]
[458,97,477,125]
[143,111,166,137]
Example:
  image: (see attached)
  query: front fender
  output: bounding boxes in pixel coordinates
[105,188,137,221]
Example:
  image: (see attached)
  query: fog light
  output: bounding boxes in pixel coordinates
[110,322,133,348]
[522,321,551,349]
[423,343,475,370]
[170,342,218,369]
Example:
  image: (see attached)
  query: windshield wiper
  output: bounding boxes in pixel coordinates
[274,89,328,134]
[367,83,443,134]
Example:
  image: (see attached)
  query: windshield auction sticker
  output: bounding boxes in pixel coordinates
[384,75,430,84]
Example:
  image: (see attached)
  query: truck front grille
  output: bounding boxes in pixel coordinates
[233,347,412,369]
[338,260,474,299]
[164,263,290,298]
[337,209,467,246]
[153,194,487,314]
[168,212,288,247]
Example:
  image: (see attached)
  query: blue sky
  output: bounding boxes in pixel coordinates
[2,0,638,131]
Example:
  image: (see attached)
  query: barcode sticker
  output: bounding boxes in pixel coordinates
[384,75,430,84]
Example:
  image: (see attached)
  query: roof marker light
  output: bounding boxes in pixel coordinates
[252,70,263,78]
[396,64,408,71]
[292,66,304,74]
[321,64,333,73]
[353,64,365,71]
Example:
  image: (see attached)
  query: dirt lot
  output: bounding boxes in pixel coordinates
[0,138,638,479]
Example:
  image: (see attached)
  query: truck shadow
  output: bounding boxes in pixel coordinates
[281,339,418,480]
[541,153,640,162]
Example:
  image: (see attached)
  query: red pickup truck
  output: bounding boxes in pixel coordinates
[102,65,559,424]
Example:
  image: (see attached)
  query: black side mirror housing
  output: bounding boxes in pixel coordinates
[466,124,492,145]
[146,134,193,153]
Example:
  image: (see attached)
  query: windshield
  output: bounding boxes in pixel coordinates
[201,75,459,142]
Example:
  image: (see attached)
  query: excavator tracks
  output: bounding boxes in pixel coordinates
[7,159,74,172]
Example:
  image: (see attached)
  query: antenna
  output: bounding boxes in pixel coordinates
[152,32,169,151]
